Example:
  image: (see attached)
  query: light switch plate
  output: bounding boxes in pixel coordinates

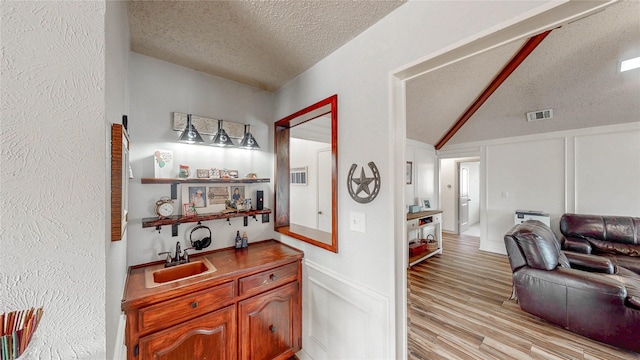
[349,212,366,233]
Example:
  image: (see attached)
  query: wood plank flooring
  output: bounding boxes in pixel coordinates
[408,232,640,360]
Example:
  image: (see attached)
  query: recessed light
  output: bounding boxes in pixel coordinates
[620,56,640,72]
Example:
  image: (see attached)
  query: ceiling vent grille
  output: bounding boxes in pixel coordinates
[526,109,553,122]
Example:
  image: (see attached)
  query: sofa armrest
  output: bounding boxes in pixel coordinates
[562,236,592,254]
[516,267,626,296]
[563,251,615,274]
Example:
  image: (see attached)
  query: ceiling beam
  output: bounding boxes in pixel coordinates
[434,29,553,150]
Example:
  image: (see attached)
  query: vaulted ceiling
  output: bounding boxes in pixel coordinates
[126,1,640,146]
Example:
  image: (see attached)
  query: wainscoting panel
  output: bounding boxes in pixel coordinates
[301,260,390,359]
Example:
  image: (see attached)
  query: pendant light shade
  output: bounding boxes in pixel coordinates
[178,114,205,144]
[211,119,235,147]
[239,124,260,149]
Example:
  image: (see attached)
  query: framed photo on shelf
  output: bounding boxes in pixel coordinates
[181,185,226,214]
[196,169,210,178]
[422,199,431,209]
[230,186,245,204]
[183,203,197,217]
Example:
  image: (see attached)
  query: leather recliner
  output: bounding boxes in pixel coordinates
[504,220,640,353]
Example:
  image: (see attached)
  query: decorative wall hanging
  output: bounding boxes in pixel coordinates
[347,162,381,203]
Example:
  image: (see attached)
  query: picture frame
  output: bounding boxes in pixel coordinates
[406,161,413,185]
[197,169,210,178]
[188,186,207,208]
[181,185,227,215]
[227,169,239,179]
[230,186,245,204]
[183,203,197,217]
[423,199,431,209]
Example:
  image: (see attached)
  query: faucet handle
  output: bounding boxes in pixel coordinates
[183,247,194,263]
[158,251,172,266]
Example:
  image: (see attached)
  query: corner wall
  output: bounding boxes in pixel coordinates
[1,2,107,358]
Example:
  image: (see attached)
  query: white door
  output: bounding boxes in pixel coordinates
[317,149,332,232]
[459,165,470,233]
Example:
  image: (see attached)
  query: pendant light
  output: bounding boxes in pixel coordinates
[178,114,205,144]
[239,124,260,149]
[211,119,235,147]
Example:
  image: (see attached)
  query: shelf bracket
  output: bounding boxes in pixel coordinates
[243,216,248,226]
[171,183,178,199]
[172,224,179,236]
[156,225,161,234]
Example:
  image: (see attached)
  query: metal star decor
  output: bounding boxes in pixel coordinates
[347,162,381,203]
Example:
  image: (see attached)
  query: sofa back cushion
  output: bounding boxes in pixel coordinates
[560,213,640,246]
[511,220,566,271]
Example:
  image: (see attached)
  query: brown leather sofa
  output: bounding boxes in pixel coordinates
[560,213,640,274]
[504,220,640,353]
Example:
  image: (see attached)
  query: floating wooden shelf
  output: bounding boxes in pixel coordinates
[142,208,272,229]
[141,177,270,184]
[141,177,270,200]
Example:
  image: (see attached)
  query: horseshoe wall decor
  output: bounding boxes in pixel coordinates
[347,162,381,203]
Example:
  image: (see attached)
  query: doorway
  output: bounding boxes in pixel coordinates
[439,157,480,236]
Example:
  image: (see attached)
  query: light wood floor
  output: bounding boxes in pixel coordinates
[407,232,640,360]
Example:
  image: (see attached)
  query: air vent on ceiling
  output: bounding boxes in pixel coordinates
[526,109,553,122]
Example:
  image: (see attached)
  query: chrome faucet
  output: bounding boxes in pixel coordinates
[158,241,189,267]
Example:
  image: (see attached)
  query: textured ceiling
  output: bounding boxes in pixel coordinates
[127,0,405,91]
[406,0,640,146]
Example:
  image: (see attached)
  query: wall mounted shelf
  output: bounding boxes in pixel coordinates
[143,208,272,236]
[141,177,270,199]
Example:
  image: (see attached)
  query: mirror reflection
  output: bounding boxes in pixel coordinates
[275,95,338,252]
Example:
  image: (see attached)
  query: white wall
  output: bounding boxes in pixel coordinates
[127,53,275,266]
[272,1,556,358]
[290,138,329,229]
[1,2,107,358]
[440,122,640,254]
[105,1,130,359]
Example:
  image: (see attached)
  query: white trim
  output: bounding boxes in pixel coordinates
[113,313,126,360]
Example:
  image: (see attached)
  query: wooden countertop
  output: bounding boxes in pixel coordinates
[407,209,443,221]
[121,239,304,310]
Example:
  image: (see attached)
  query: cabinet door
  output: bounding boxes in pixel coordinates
[139,305,236,360]
[238,282,301,360]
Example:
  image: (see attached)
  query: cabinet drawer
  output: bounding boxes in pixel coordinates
[239,262,298,297]
[138,281,234,333]
[407,219,418,230]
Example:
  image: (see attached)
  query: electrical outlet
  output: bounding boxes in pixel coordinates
[262,213,269,223]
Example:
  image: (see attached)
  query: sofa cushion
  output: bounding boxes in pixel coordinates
[587,237,640,256]
[513,220,564,271]
[560,213,640,245]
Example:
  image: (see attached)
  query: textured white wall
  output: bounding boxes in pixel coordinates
[127,53,275,267]
[105,1,130,359]
[1,2,107,359]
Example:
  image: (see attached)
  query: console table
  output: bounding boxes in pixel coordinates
[407,210,443,267]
